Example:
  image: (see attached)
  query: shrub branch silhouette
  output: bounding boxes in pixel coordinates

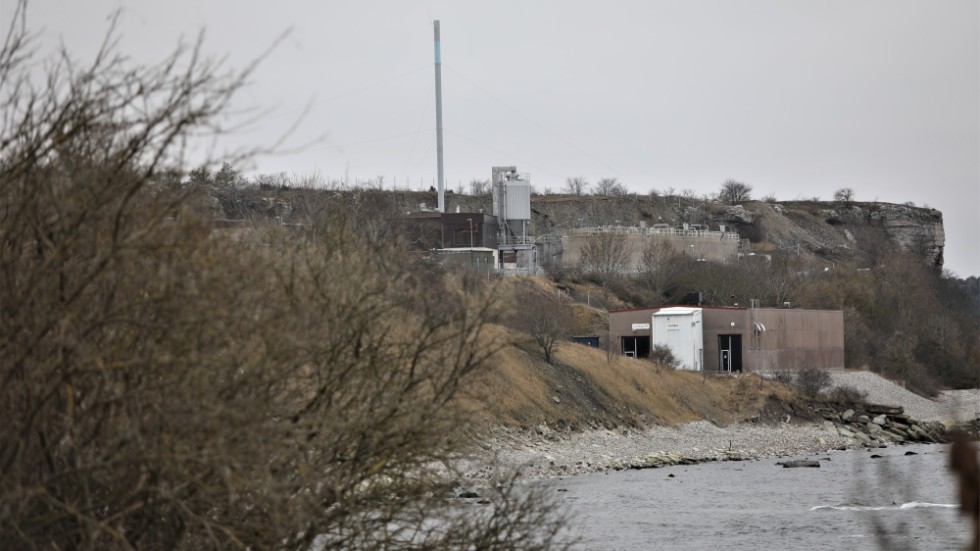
[0,5,566,549]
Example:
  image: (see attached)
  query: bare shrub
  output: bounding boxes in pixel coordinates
[594,177,626,196]
[469,178,491,195]
[650,344,680,369]
[0,7,566,549]
[580,232,631,303]
[828,384,868,403]
[795,366,832,398]
[833,187,855,206]
[547,262,582,284]
[718,179,752,204]
[562,176,589,195]
[770,370,796,386]
[639,239,686,306]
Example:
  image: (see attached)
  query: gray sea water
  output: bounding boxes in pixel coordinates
[551,443,972,550]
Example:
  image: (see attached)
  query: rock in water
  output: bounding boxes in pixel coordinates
[782,460,820,468]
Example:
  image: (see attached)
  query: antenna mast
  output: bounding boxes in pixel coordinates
[433,20,445,212]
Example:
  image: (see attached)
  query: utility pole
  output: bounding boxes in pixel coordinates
[433,20,445,213]
[467,217,473,270]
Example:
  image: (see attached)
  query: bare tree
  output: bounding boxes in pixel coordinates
[639,239,687,305]
[833,187,855,206]
[594,177,626,196]
[0,7,566,550]
[718,179,753,204]
[511,281,574,364]
[562,176,589,195]
[580,232,632,303]
[469,178,491,195]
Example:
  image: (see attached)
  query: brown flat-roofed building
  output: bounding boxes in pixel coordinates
[609,305,844,373]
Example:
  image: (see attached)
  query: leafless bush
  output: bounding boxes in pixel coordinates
[639,239,686,306]
[0,6,566,549]
[833,187,855,206]
[650,345,680,369]
[562,176,589,195]
[546,262,582,284]
[469,178,491,195]
[795,366,832,398]
[580,232,631,302]
[770,370,796,385]
[594,177,626,196]
[718,179,752,204]
[828,384,868,403]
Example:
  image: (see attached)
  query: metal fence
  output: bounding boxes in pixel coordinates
[566,225,740,240]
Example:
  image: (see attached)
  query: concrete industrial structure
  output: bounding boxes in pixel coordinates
[609,305,845,373]
[400,166,538,274]
[539,224,743,272]
[492,166,538,274]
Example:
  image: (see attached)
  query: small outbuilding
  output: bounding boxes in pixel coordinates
[651,307,704,371]
[610,305,844,373]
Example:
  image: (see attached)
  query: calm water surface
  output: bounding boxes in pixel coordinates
[551,443,971,550]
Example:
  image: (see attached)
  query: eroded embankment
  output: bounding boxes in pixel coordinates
[455,330,977,483]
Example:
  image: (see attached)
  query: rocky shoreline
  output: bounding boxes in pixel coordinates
[813,403,952,447]
[456,404,979,483]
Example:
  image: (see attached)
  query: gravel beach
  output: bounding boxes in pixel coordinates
[461,421,851,480]
[460,372,978,482]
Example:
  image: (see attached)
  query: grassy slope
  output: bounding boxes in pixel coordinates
[457,279,802,432]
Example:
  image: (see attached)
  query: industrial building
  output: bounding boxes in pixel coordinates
[553,224,742,270]
[609,305,844,373]
[400,166,539,275]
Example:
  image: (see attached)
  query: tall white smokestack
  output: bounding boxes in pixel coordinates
[433,20,445,213]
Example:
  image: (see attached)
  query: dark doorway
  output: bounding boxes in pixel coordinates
[622,336,651,359]
[718,334,743,372]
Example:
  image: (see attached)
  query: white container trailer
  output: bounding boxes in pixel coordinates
[652,307,703,371]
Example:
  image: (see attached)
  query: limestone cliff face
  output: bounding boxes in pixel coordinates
[759,201,945,268]
[426,193,946,269]
[863,203,945,268]
[235,190,945,269]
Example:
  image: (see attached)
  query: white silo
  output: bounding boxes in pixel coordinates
[492,166,537,274]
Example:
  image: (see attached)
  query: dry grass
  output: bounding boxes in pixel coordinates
[457,276,801,435]
[460,319,794,431]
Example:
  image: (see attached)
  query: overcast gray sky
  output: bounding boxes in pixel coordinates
[7,0,979,276]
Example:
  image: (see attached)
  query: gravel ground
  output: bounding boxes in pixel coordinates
[460,421,851,481]
[829,370,980,422]
[456,372,979,482]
